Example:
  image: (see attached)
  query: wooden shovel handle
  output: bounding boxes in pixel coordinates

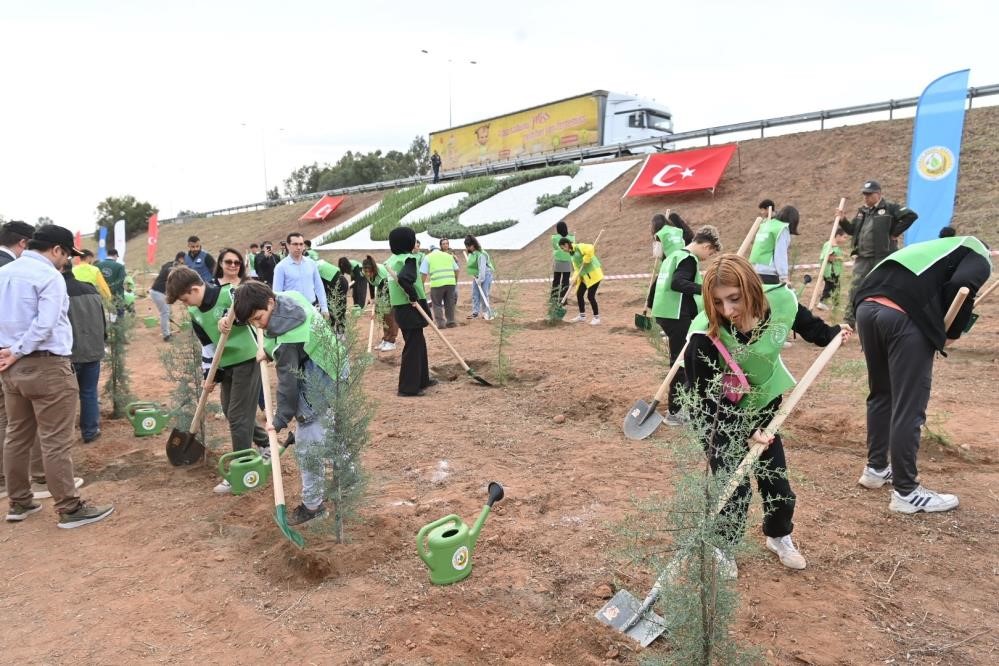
[808,197,847,310]
[973,279,997,306]
[189,306,237,434]
[256,328,287,507]
[652,341,689,403]
[737,217,763,259]
[412,302,473,373]
[943,287,970,331]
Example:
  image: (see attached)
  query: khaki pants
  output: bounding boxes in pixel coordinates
[1,356,81,512]
[0,383,45,486]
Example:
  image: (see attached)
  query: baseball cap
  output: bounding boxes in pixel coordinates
[2,220,35,239]
[33,224,84,257]
[861,180,882,194]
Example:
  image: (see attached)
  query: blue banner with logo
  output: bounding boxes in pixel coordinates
[905,69,969,244]
[98,226,108,260]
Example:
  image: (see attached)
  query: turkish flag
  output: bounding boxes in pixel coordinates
[625,144,737,197]
[299,195,346,222]
[146,213,158,265]
[74,230,82,264]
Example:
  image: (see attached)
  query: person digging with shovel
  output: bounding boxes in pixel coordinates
[362,256,398,351]
[464,235,494,321]
[388,227,437,397]
[647,225,722,426]
[234,280,350,527]
[684,254,852,576]
[166,267,270,493]
[559,236,604,325]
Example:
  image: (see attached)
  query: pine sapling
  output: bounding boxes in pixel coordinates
[492,276,522,385]
[103,311,135,418]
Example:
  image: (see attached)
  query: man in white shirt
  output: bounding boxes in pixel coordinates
[272,232,329,319]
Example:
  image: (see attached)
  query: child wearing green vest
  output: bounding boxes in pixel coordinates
[165,267,270,494]
[558,237,603,324]
[363,256,398,351]
[233,281,350,526]
[749,205,798,285]
[646,212,694,313]
[551,221,575,303]
[315,259,349,333]
[338,257,368,308]
[388,227,436,396]
[464,235,494,320]
[854,236,991,514]
[817,229,847,310]
[647,225,722,425]
[684,254,850,575]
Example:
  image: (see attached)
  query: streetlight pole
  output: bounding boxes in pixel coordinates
[421,49,477,127]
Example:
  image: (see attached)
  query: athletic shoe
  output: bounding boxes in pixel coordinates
[288,502,326,526]
[381,341,396,351]
[214,479,232,494]
[589,316,601,326]
[889,486,959,514]
[714,547,738,580]
[258,447,272,462]
[6,501,42,522]
[445,323,458,328]
[664,413,685,427]
[57,501,114,529]
[83,431,101,443]
[816,302,829,311]
[765,535,807,570]
[0,482,5,501]
[571,313,586,323]
[163,335,172,342]
[858,465,893,489]
[466,313,479,319]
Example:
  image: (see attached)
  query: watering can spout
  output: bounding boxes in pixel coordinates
[469,482,504,548]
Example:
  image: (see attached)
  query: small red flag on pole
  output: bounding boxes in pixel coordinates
[146,213,159,266]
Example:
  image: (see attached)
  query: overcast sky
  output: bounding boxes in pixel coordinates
[2,0,997,234]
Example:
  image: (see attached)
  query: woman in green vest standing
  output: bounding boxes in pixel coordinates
[551,221,574,303]
[749,205,799,285]
[464,235,494,320]
[645,211,694,320]
[683,254,851,575]
[647,225,722,425]
[387,227,436,396]
[362,255,398,351]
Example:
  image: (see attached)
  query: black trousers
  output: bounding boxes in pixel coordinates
[551,272,571,302]
[576,281,600,315]
[855,300,934,494]
[758,273,781,285]
[656,316,692,415]
[323,276,349,333]
[821,274,840,300]
[351,275,369,308]
[399,327,431,395]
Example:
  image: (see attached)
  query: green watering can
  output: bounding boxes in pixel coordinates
[217,446,286,496]
[416,482,504,585]
[126,401,170,437]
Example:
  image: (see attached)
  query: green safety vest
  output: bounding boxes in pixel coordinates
[748,219,789,266]
[571,246,602,277]
[652,249,702,319]
[307,249,319,261]
[316,259,341,283]
[426,250,457,287]
[369,263,389,288]
[552,234,575,262]
[872,236,992,276]
[188,285,257,367]
[248,253,256,271]
[689,284,798,412]
[820,242,844,279]
[466,250,494,277]
[386,254,426,306]
[655,225,685,259]
[264,291,346,381]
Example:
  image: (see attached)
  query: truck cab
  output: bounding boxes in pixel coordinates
[603,92,674,150]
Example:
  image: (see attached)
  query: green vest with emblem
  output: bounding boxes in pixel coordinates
[652,249,702,319]
[188,285,257,367]
[748,219,789,266]
[316,259,341,283]
[552,234,575,262]
[655,225,685,259]
[871,236,992,276]
[466,249,494,277]
[426,250,457,287]
[386,254,426,306]
[688,284,798,412]
[264,291,346,381]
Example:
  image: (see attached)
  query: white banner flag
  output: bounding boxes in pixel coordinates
[114,219,126,263]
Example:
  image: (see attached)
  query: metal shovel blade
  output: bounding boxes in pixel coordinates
[622,399,664,441]
[634,313,653,331]
[165,429,205,466]
[595,589,667,647]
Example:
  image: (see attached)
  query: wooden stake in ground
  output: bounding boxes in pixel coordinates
[808,197,847,310]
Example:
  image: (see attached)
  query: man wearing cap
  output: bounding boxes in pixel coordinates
[0,225,114,528]
[837,181,918,326]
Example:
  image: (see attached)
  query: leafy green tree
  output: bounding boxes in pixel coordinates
[94,195,157,244]
[407,135,430,176]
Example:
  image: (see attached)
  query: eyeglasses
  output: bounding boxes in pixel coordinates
[222,259,242,266]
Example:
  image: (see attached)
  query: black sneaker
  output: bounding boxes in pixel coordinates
[57,501,114,529]
[83,431,101,444]
[6,501,42,522]
[288,502,326,526]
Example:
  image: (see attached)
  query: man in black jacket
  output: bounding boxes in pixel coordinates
[254,242,278,286]
[62,262,107,443]
[837,180,918,326]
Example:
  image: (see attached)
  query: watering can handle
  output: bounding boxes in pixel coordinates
[416,514,460,566]
[216,448,263,477]
[126,401,158,418]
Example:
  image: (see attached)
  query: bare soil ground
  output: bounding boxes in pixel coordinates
[4,109,998,665]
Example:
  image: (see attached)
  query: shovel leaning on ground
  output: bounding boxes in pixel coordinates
[600,334,845,645]
[412,303,493,387]
[622,341,689,440]
[166,308,237,466]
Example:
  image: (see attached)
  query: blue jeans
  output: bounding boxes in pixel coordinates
[471,273,493,315]
[73,361,101,439]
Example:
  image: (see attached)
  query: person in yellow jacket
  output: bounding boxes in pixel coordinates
[72,250,112,302]
[558,236,604,325]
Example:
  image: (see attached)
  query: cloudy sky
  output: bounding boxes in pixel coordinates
[2,0,997,233]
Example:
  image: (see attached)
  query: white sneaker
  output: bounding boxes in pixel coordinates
[589,316,601,326]
[816,302,829,311]
[858,465,893,489]
[258,446,272,462]
[765,535,807,570]
[213,479,232,494]
[714,547,738,580]
[889,485,959,514]
[571,313,586,323]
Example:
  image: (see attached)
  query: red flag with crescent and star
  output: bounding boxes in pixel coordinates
[624,144,737,197]
[146,213,158,265]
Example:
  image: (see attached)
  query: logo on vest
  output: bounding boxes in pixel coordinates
[916,146,955,181]
[770,323,789,346]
